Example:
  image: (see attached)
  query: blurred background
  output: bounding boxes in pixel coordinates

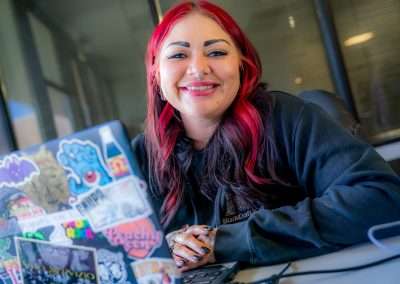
[0,0,399,170]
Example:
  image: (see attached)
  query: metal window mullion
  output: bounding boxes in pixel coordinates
[13,0,57,140]
[313,0,360,122]
[0,80,18,154]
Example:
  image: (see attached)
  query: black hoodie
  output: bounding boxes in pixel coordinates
[131,90,400,266]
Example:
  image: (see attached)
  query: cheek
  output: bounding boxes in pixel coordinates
[159,61,183,89]
[222,67,241,94]
[217,63,240,85]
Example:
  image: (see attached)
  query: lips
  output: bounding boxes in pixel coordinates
[180,81,219,97]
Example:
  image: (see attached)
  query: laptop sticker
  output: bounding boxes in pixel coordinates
[131,258,180,284]
[75,177,151,232]
[0,155,39,188]
[17,209,82,246]
[103,217,163,260]
[0,186,72,245]
[0,217,21,239]
[15,237,99,284]
[63,219,95,240]
[0,238,21,284]
[0,258,21,284]
[57,139,112,198]
[0,238,13,261]
[97,249,131,284]
[21,147,70,213]
[21,231,45,241]
[4,190,45,222]
[99,126,132,180]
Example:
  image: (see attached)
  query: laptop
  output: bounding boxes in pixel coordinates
[0,120,238,284]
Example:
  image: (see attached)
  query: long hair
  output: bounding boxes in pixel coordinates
[145,0,278,226]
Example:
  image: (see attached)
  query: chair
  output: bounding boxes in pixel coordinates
[298,89,361,137]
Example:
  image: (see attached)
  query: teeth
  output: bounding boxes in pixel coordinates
[187,85,214,91]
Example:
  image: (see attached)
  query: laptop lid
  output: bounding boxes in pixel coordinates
[0,120,181,284]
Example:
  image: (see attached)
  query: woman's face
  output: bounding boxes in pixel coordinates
[158,12,241,123]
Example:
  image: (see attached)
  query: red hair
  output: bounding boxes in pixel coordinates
[145,0,273,226]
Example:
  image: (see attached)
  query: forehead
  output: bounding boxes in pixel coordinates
[162,12,234,46]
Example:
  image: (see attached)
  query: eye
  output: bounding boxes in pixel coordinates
[167,52,187,59]
[208,50,228,57]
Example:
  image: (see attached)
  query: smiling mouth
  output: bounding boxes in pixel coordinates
[180,84,219,96]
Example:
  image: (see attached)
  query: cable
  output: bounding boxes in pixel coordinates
[368,220,400,254]
[231,254,400,284]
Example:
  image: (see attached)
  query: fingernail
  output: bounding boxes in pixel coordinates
[202,247,210,253]
[193,255,202,261]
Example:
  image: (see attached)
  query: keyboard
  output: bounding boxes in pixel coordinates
[182,262,239,284]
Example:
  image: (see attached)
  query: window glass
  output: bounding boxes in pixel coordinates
[28,13,64,86]
[0,0,44,147]
[7,99,42,148]
[30,0,154,138]
[47,86,75,137]
[0,0,154,149]
[331,0,400,143]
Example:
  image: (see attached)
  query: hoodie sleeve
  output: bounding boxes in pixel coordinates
[214,93,400,265]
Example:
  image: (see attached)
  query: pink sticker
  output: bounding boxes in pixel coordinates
[103,218,162,259]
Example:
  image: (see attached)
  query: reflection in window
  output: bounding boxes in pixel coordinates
[331,0,400,143]
[47,87,75,137]
[7,100,41,148]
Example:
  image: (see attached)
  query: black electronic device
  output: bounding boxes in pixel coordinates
[183,262,239,284]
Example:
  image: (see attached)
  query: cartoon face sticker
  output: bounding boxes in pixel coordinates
[97,249,130,284]
[57,140,112,196]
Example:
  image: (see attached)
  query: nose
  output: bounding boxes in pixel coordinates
[187,53,211,78]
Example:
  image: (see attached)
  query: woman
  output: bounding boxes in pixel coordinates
[132,0,400,271]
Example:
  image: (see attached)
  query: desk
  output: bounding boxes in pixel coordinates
[234,237,400,284]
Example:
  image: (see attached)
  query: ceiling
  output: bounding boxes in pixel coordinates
[33,0,155,81]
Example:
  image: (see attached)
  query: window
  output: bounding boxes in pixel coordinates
[0,0,154,149]
[331,0,400,143]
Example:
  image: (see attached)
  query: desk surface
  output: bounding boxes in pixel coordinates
[234,237,400,284]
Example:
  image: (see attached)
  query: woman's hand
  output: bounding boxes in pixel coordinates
[166,225,217,272]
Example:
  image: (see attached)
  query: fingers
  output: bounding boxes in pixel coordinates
[197,234,211,244]
[169,225,217,271]
[184,225,212,236]
[172,254,187,268]
[174,232,210,255]
[173,243,209,272]
[173,242,204,263]
[166,227,187,247]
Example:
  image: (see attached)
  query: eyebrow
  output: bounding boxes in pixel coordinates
[204,39,231,47]
[166,39,231,48]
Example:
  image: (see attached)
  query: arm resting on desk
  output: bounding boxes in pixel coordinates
[214,97,400,265]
